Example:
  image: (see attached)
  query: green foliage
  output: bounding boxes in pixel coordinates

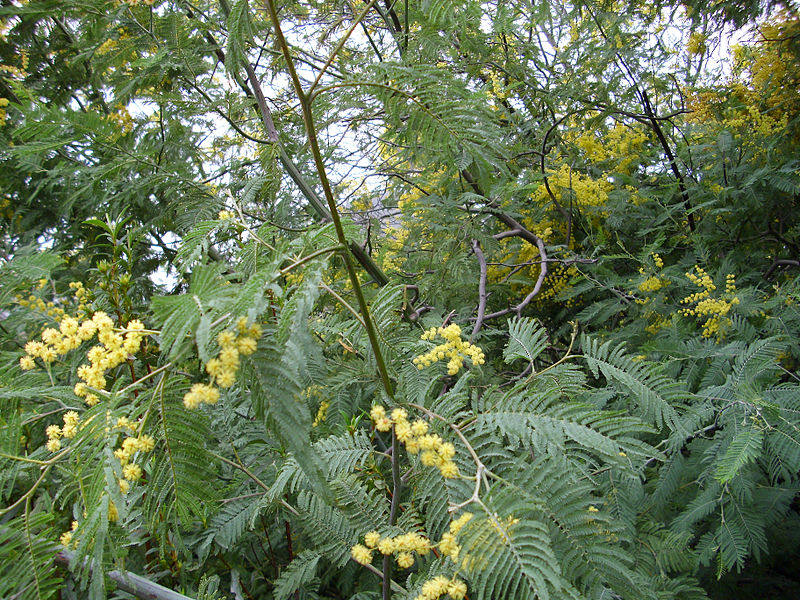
[2,0,800,599]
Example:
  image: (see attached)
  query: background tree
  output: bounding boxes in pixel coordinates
[1,0,800,599]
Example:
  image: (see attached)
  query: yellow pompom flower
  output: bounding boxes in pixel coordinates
[447,579,467,600]
[375,417,392,432]
[396,551,414,568]
[370,405,386,421]
[351,544,373,565]
[420,450,440,467]
[364,530,381,548]
[377,537,396,555]
[439,461,459,478]
[19,355,35,370]
[63,411,79,427]
[217,331,236,347]
[215,369,236,388]
[410,419,428,436]
[46,438,61,452]
[136,435,155,452]
[123,463,142,481]
[236,337,257,355]
[390,408,408,423]
[183,383,220,409]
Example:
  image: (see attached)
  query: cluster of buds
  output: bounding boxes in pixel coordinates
[438,512,473,561]
[413,324,485,375]
[351,530,431,569]
[414,576,467,600]
[370,406,460,479]
[73,314,146,405]
[112,419,155,492]
[680,267,739,339]
[351,515,472,599]
[183,317,261,409]
[59,520,79,548]
[44,411,80,452]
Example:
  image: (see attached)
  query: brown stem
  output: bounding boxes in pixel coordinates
[471,239,488,339]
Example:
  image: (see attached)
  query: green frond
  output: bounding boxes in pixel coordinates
[459,488,563,600]
[272,550,322,600]
[145,381,220,527]
[581,335,684,433]
[0,512,62,600]
[504,316,548,366]
[715,428,763,483]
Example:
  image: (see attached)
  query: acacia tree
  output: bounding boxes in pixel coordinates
[1,0,800,599]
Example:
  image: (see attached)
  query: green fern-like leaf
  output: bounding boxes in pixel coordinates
[504,316,548,366]
[581,335,684,433]
[272,550,322,600]
[715,428,763,483]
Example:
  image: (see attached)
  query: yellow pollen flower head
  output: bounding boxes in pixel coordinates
[236,337,257,355]
[364,531,381,548]
[396,551,414,568]
[217,331,236,347]
[370,405,386,421]
[377,537,396,555]
[351,544,373,565]
[123,463,142,481]
[447,579,467,600]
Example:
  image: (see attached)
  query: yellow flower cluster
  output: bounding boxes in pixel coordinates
[438,512,473,561]
[488,216,581,309]
[113,430,155,489]
[44,411,80,453]
[633,253,668,304]
[182,383,220,410]
[414,576,468,600]
[218,209,235,220]
[20,302,146,407]
[351,514,471,598]
[571,123,648,173]
[59,520,79,548]
[680,268,739,339]
[351,529,431,569]
[74,315,146,406]
[370,406,460,479]
[380,224,410,273]
[183,317,260,409]
[638,275,668,294]
[534,164,613,210]
[413,324,485,375]
[17,280,90,323]
[16,295,64,321]
[312,400,330,427]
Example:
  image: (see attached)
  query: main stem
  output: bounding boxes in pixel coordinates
[383,430,402,600]
[262,0,393,401]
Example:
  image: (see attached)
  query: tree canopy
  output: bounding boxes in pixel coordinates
[1,0,800,599]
